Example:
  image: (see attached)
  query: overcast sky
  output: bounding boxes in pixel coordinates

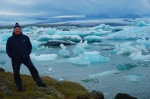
[0,0,150,18]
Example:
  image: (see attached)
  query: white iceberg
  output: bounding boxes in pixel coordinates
[59,44,70,57]
[136,38,150,49]
[0,33,11,42]
[125,74,147,83]
[0,44,6,52]
[73,41,88,55]
[68,51,109,66]
[45,28,56,35]
[84,36,103,42]
[106,26,150,40]
[30,54,57,61]
[129,51,150,61]
[82,70,120,83]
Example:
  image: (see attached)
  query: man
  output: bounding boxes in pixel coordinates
[6,23,46,92]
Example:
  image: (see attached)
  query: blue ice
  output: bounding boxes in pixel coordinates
[59,44,70,57]
[68,51,109,66]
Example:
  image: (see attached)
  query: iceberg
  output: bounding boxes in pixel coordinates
[106,26,150,40]
[30,54,57,61]
[45,28,56,35]
[76,40,90,49]
[40,40,76,46]
[89,24,112,31]
[0,44,6,53]
[73,41,87,55]
[30,39,41,49]
[68,51,109,66]
[129,51,150,61]
[82,70,120,83]
[116,63,138,71]
[56,30,85,35]
[93,30,111,36]
[59,44,70,57]
[84,36,103,42]
[37,34,81,42]
[22,27,31,32]
[136,38,150,49]
[112,41,149,59]
[125,74,146,83]
[136,21,150,27]
[37,34,52,42]
[62,35,82,42]
[0,33,11,42]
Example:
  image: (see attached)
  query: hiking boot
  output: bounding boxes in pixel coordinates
[38,83,47,87]
[17,87,23,92]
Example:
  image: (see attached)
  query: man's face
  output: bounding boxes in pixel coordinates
[14,27,21,35]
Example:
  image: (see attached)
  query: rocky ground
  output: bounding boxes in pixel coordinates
[0,67,137,99]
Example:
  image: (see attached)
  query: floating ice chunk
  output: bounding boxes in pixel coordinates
[102,46,115,50]
[62,35,81,42]
[84,51,109,63]
[76,40,90,49]
[30,39,41,49]
[89,24,112,31]
[73,46,87,55]
[136,39,150,49]
[113,41,149,58]
[93,30,111,36]
[45,28,56,35]
[57,30,84,35]
[117,46,140,56]
[30,54,57,61]
[84,36,103,42]
[69,51,109,66]
[40,40,75,46]
[89,70,120,77]
[73,40,88,55]
[68,55,90,66]
[37,34,81,42]
[136,21,150,27]
[106,26,150,40]
[82,76,100,83]
[37,34,51,42]
[59,44,70,57]
[125,74,145,83]
[129,51,150,61]
[116,63,138,71]
[0,44,6,52]
[0,33,11,42]
[22,27,30,32]
[82,70,120,83]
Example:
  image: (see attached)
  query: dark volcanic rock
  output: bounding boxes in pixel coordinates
[114,93,137,99]
[0,68,5,72]
[76,94,90,99]
[40,40,76,46]
[90,90,104,99]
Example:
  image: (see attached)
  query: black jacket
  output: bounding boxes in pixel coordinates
[6,32,32,62]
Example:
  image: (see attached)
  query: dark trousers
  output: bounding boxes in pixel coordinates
[12,59,43,88]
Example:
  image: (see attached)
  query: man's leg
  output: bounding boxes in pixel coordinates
[23,59,46,87]
[12,61,23,91]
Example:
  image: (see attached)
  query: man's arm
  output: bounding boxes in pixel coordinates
[6,38,12,58]
[27,36,32,55]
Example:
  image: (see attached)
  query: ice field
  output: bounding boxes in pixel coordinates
[0,18,150,98]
